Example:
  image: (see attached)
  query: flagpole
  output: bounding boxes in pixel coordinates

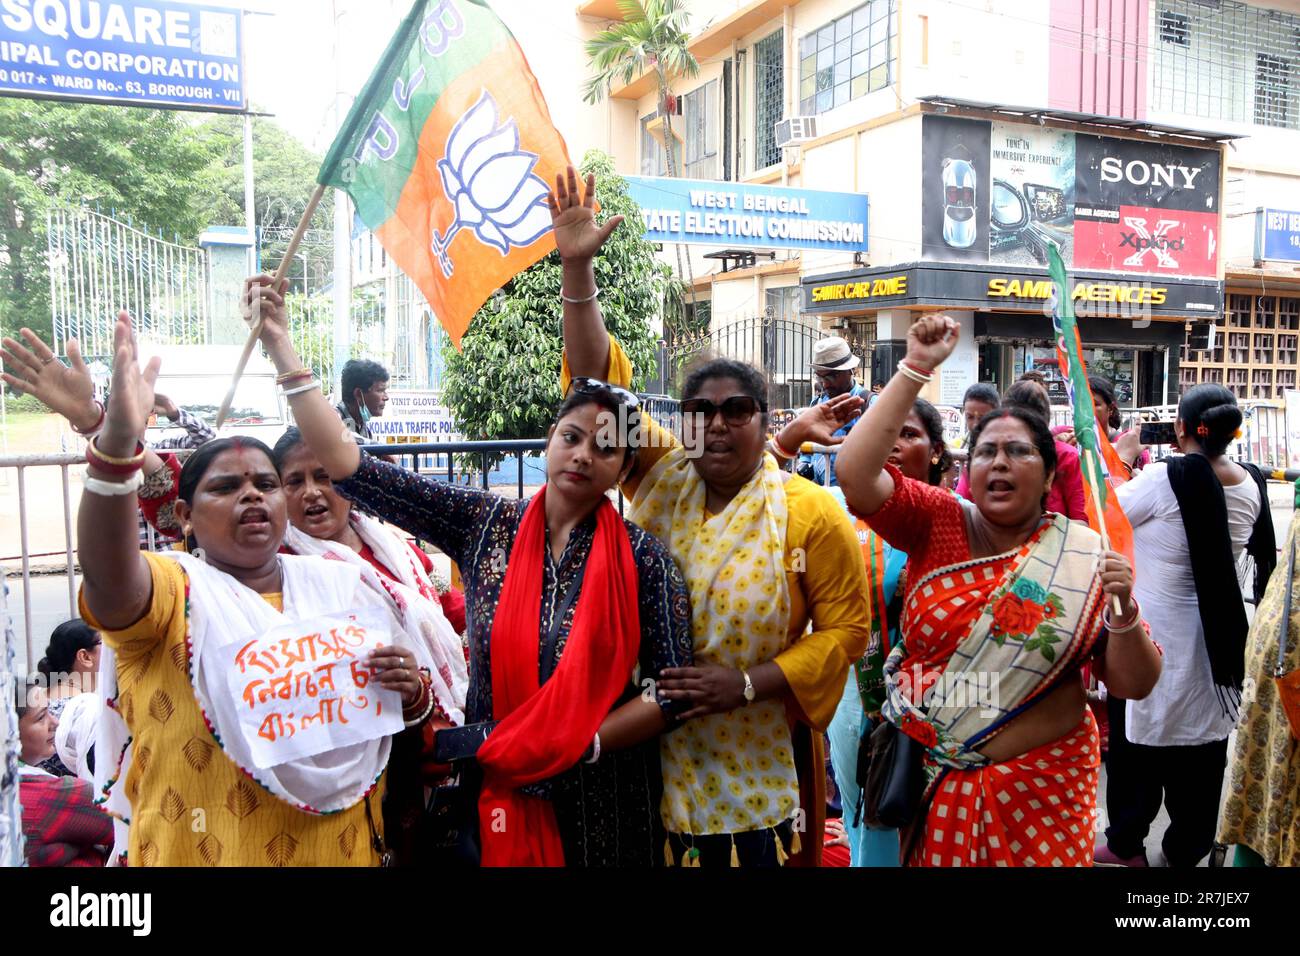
[215,183,328,429]
[1083,446,1127,617]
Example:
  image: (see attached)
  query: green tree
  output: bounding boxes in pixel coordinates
[583,0,700,318]
[192,113,333,293]
[441,151,663,449]
[0,99,219,341]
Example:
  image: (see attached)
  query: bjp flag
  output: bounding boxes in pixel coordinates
[319,0,578,347]
[1046,242,1135,562]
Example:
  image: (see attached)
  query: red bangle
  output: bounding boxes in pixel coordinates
[771,435,797,459]
[71,401,105,436]
[86,437,146,475]
[899,359,934,379]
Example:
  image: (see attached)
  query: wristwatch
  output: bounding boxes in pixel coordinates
[741,669,756,704]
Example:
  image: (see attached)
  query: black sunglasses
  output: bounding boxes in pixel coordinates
[568,377,641,408]
[680,395,766,426]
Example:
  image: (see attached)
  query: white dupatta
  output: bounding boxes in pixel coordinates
[283,514,468,725]
[94,551,436,864]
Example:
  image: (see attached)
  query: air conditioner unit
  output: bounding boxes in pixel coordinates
[774,116,819,147]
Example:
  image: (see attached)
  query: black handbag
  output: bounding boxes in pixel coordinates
[861,716,927,830]
[415,769,482,867]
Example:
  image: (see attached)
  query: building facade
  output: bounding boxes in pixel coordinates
[564,0,1300,408]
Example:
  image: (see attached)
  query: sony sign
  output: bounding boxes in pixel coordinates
[1099,157,1204,190]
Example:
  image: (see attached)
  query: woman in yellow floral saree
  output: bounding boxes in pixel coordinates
[553,167,870,866]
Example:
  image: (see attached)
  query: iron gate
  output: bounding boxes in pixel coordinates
[663,315,822,408]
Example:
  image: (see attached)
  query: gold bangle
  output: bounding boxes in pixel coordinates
[89,435,146,466]
[275,368,313,384]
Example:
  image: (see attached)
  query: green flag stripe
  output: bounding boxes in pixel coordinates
[319,0,510,228]
[1046,243,1108,510]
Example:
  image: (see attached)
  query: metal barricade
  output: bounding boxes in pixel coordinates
[0,453,81,670]
[7,436,1296,678]
[0,440,567,669]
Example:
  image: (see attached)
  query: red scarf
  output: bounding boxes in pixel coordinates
[476,487,642,866]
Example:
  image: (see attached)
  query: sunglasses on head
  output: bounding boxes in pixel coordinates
[680,395,766,426]
[568,377,641,408]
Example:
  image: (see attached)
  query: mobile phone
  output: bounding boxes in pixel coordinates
[1139,421,1177,446]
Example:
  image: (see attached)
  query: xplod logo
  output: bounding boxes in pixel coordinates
[1119,217,1184,269]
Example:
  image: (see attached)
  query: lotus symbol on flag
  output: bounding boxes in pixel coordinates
[431,91,553,277]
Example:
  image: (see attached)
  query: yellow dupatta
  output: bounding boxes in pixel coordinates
[631,447,800,837]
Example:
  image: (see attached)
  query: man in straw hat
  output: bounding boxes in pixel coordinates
[801,335,866,487]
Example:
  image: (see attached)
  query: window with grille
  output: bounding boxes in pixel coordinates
[765,286,803,321]
[753,30,784,170]
[1159,11,1190,46]
[722,60,733,181]
[683,81,718,180]
[1256,53,1295,128]
[798,0,897,117]
[1152,0,1300,130]
[640,113,667,176]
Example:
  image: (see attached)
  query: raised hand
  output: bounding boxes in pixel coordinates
[243,274,291,344]
[781,392,865,451]
[1,328,100,432]
[905,312,960,372]
[547,166,623,263]
[99,311,161,455]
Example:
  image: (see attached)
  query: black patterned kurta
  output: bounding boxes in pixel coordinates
[337,454,693,866]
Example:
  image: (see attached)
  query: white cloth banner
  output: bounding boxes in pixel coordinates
[220,607,403,769]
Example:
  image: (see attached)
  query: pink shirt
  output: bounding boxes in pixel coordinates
[956,439,1087,520]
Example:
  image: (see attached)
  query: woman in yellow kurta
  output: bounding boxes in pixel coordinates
[1218,506,1300,866]
[552,168,870,865]
[10,313,445,866]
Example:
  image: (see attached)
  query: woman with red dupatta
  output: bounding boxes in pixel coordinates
[836,314,1163,866]
[247,280,693,867]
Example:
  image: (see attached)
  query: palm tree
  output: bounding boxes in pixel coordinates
[584,0,701,339]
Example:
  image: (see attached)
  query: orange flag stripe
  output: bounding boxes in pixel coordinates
[374,41,577,348]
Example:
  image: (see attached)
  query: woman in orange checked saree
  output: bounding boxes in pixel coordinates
[836,313,1162,866]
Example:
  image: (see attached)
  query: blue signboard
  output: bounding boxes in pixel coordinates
[1257,207,1300,263]
[0,0,244,112]
[624,176,868,253]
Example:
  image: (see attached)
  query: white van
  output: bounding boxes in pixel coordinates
[141,344,289,448]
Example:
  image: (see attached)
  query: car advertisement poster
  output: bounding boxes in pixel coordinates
[1073,134,1220,278]
[989,122,1075,267]
[921,115,991,262]
[919,117,1222,279]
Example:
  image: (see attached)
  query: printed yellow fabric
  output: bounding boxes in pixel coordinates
[80,553,384,866]
[633,443,797,834]
[562,336,870,834]
[1218,512,1300,865]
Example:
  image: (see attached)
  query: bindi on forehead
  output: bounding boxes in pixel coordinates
[205,450,277,484]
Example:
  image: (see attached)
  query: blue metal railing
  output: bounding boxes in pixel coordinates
[361,439,548,499]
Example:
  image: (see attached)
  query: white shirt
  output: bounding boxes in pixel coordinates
[1115,460,1262,746]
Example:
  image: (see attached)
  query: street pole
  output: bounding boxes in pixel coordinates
[243,111,256,272]
[332,0,352,398]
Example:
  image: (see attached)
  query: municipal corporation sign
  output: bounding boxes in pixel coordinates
[0,0,246,112]
[624,176,868,254]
